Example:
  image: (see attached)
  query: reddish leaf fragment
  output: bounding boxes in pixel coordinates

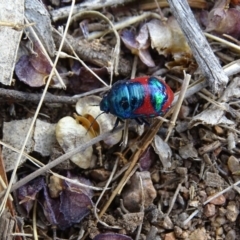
[121,29,155,67]
[206,0,240,39]
[41,185,70,229]
[93,233,133,240]
[67,66,108,94]
[15,42,51,87]
[17,177,45,214]
[139,147,154,171]
[60,188,93,224]
[30,43,52,74]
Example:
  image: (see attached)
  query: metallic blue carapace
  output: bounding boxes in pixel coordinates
[100,76,174,119]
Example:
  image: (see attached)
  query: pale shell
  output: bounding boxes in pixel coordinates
[76,96,122,146]
[55,116,93,169]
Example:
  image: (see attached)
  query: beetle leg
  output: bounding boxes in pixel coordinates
[135,118,150,125]
[112,117,124,131]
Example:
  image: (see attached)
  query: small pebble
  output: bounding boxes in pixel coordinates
[189,228,207,240]
[226,202,239,222]
[209,194,226,205]
[204,203,216,217]
[164,232,176,240]
[226,229,236,240]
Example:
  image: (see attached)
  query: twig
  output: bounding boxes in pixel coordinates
[0,140,105,192]
[167,0,229,94]
[135,176,144,240]
[50,0,135,22]
[166,181,183,216]
[93,158,121,229]
[0,21,34,31]
[0,87,108,104]
[32,199,38,240]
[87,12,162,40]
[165,72,191,141]
[205,32,240,53]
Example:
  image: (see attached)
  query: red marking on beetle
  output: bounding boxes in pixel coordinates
[161,81,174,112]
[131,77,159,116]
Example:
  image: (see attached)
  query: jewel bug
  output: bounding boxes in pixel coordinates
[100,76,174,124]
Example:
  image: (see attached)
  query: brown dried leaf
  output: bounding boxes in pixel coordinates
[148,18,192,58]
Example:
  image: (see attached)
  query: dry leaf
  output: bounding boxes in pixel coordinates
[152,135,172,169]
[55,116,93,169]
[189,108,234,128]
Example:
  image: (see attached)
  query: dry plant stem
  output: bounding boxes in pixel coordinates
[0,140,106,191]
[99,119,163,218]
[167,0,228,94]
[0,152,14,215]
[0,126,123,198]
[165,73,191,141]
[33,199,38,240]
[166,181,183,216]
[0,21,34,31]
[0,87,108,104]
[135,177,144,240]
[205,32,240,53]
[172,78,207,105]
[139,0,207,10]
[87,12,162,40]
[94,158,121,229]
[183,179,240,225]
[0,1,77,215]
[70,11,120,76]
[50,0,135,22]
[24,18,66,89]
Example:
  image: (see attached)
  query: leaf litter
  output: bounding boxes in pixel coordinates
[1,0,240,239]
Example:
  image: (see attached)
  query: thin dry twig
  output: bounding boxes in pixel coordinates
[0,21,34,31]
[50,0,135,22]
[0,86,109,104]
[165,72,191,141]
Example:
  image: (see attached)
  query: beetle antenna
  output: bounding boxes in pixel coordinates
[86,111,106,134]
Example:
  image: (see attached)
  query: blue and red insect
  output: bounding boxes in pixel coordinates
[100,76,174,122]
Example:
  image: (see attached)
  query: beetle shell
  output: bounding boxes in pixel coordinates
[100,76,174,119]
